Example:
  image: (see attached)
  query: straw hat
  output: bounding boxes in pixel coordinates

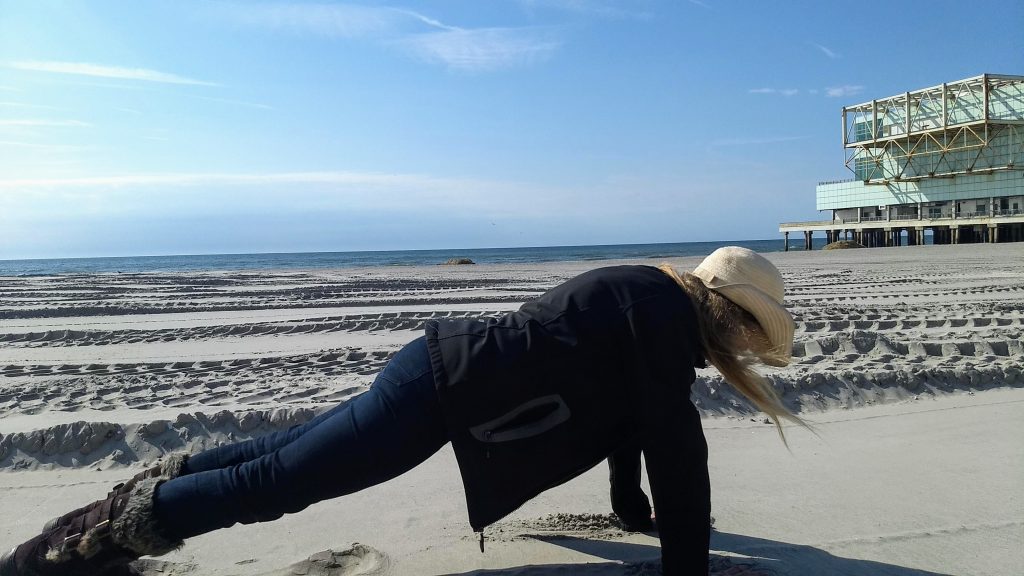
[692,246,794,366]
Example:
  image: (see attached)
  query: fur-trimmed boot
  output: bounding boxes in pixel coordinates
[0,478,182,576]
[42,454,189,532]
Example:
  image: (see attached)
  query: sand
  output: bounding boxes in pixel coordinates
[1,242,1022,575]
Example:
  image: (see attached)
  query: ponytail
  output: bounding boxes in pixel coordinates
[659,264,806,442]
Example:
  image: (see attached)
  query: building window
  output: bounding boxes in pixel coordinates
[928,207,942,218]
[854,120,880,142]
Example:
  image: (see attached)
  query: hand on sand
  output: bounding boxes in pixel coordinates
[617,512,657,533]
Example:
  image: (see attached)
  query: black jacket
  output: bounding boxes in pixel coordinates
[425,265,711,574]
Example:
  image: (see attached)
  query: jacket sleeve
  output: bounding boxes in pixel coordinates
[643,399,711,575]
[607,438,652,529]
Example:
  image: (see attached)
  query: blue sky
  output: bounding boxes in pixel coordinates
[1,0,1021,259]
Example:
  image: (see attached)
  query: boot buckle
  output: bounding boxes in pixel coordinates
[62,520,109,548]
[61,532,82,548]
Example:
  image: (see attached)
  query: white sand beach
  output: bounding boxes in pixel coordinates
[1,243,1022,575]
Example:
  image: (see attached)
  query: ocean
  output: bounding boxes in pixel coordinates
[0,238,825,276]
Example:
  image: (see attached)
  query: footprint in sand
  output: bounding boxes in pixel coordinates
[273,546,392,576]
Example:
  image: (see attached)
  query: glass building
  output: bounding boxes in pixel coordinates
[781,74,1024,249]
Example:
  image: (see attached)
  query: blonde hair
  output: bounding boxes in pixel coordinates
[659,264,806,442]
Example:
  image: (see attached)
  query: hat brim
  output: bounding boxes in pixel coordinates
[713,284,794,367]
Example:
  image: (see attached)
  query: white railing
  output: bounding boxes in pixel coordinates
[995,208,1024,217]
[784,207,1024,230]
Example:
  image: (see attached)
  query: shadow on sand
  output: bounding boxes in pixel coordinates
[439,531,955,576]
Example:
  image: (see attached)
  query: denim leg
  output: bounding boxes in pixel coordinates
[183,395,354,474]
[154,337,447,540]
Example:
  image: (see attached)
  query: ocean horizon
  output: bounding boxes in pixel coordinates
[0,238,828,276]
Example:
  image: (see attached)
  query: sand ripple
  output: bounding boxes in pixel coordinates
[2,246,1023,471]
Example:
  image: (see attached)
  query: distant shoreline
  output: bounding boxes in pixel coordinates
[0,238,824,275]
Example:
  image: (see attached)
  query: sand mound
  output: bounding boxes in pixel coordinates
[691,362,1022,418]
[273,546,392,576]
[0,406,325,470]
[486,513,629,542]
[130,545,391,576]
[822,240,866,250]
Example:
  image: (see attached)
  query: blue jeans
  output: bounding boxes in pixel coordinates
[154,336,448,540]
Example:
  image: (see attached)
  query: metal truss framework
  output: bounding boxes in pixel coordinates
[842,74,1024,183]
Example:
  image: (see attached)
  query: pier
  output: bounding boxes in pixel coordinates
[781,210,1024,250]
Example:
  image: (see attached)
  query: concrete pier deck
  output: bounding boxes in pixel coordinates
[780,212,1024,249]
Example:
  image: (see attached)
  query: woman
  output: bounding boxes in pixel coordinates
[2,246,800,576]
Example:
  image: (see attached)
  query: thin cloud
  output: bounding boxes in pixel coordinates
[400,28,561,71]
[826,85,864,98]
[1,171,488,189]
[0,101,63,111]
[225,3,401,37]
[518,0,653,18]
[392,8,459,31]
[215,3,461,36]
[811,42,839,59]
[218,3,561,71]
[8,61,217,86]
[0,119,91,127]
[0,171,579,221]
[188,95,273,110]
[688,0,712,9]
[0,140,84,149]
[711,136,808,147]
[44,79,158,93]
[748,87,799,96]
